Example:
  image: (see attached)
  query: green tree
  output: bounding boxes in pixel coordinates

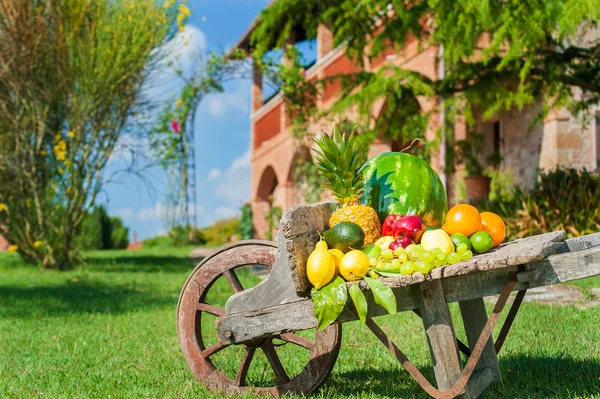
[109,217,129,250]
[74,206,129,250]
[250,0,600,158]
[239,203,255,240]
[0,0,191,269]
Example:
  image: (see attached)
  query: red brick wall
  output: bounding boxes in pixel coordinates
[323,56,362,102]
[254,104,281,149]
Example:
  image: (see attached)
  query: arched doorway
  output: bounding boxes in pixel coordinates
[254,165,281,240]
[370,96,426,157]
[286,147,320,206]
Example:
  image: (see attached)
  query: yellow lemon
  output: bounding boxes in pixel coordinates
[339,250,371,281]
[421,229,454,254]
[306,248,336,289]
[328,249,344,276]
[315,240,328,251]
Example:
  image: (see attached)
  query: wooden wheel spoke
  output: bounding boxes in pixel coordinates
[279,333,315,351]
[234,348,256,387]
[262,344,290,385]
[201,343,229,359]
[196,302,226,317]
[224,270,244,293]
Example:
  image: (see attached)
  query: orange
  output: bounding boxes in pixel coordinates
[442,204,482,238]
[480,212,506,247]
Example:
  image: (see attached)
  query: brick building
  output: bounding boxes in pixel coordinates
[230,12,600,240]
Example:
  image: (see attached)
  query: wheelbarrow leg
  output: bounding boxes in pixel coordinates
[459,298,501,382]
[420,279,469,398]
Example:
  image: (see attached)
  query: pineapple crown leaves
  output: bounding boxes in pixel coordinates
[313,125,368,203]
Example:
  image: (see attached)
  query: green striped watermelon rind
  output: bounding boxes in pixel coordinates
[360,152,448,227]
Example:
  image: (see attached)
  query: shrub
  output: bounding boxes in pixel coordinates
[239,203,254,240]
[109,218,129,249]
[201,218,240,246]
[143,235,173,248]
[74,207,129,250]
[144,225,205,248]
[75,207,112,250]
[482,168,600,240]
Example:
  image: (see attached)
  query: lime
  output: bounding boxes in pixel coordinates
[470,231,494,254]
[451,233,472,251]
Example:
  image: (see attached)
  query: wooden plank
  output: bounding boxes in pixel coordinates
[518,245,600,287]
[217,284,422,345]
[217,300,317,345]
[218,244,600,344]
[459,298,501,381]
[225,234,305,314]
[285,231,319,295]
[560,232,600,253]
[419,279,465,395]
[465,367,495,399]
[279,201,337,239]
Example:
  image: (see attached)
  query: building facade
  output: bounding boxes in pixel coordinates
[235,14,599,240]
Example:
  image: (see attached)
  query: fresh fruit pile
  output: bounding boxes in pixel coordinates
[306,125,507,329]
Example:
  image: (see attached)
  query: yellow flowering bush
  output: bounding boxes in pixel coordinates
[0,0,186,269]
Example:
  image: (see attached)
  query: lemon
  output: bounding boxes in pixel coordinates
[306,247,336,289]
[328,249,344,276]
[339,249,371,281]
[315,240,328,251]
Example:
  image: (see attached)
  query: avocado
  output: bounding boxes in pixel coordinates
[322,222,365,253]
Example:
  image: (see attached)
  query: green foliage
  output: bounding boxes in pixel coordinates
[200,218,240,246]
[311,277,348,330]
[364,276,397,315]
[483,168,600,240]
[74,207,129,250]
[348,282,368,325]
[488,169,517,203]
[238,203,255,240]
[109,218,129,250]
[0,0,182,269]
[75,207,112,251]
[142,235,175,249]
[250,0,600,172]
[265,202,282,241]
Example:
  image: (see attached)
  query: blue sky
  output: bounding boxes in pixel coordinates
[104,0,271,240]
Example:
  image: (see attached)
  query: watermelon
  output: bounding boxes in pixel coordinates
[361,152,447,227]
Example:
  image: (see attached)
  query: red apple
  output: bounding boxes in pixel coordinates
[389,237,413,250]
[382,214,402,236]
[393,215,426,243]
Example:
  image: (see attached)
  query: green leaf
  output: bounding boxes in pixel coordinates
[348,282,368,325]
[365,277,397,315]
[374,269,401,276]
[311,277,348,330]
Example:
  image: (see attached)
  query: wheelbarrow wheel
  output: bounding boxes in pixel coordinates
[177,240,342,397]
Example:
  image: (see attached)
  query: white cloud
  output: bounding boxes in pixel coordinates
[112,208,134,219]
[205,88,249,118]
[207,168,221,180]
[212,147,251,207]
[144,25,207,103]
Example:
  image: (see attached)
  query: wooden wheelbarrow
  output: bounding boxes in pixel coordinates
[177,202,600,398]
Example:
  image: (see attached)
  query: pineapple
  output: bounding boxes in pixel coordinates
[313,126,381,245]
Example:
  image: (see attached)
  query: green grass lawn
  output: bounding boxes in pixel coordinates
[1,247,599,399]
